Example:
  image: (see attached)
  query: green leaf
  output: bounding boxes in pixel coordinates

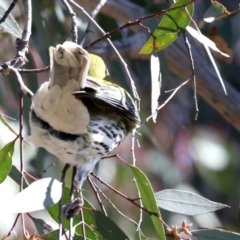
[129,165,166,240]
[150,53,161,123]
[0,140,15,183]
[140,0,194,54]
[7,178,62,213]
[48,186,129,239]
[192,228,240,240]
[155,189,229,216]
[204,1,240,23]
[0,3,22,38]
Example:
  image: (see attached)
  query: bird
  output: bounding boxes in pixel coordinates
[27,41,140,217]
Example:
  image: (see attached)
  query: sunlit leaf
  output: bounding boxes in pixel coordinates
[140,0,194,54]
[150,53,161,123]
[192,228,240,240]
[7,178,62,213]
[155,189,229,215]
[204,1,240,23]
[0,3,22,38]
[189,21,227,95]
[130,165,166,240]
[186,26,229,58]
[0,140,15,183]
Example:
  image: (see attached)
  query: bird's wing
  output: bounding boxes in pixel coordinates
[73,77,140,126]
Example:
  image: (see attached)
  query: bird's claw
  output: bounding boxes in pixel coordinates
[62,198,83,219]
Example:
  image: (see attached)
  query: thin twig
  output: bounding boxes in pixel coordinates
[59,164,71,240]
[91,172,157,217]
[0,0,18,24]
[83,0,196,50]
[12,0,32,68]
[145,78,192,122]
[19,90,26,237]
[61,0,78,43]
[87,176,107,216]
[5,65,33,98]
[183,30,198,119]
[80,0,107,45]
[18,66,50,74]
[79,190,86,240]
[92,180,144,230]
[69,0,140,110]
[131,129,143,236]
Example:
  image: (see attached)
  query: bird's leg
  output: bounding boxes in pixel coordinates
[62,161,97,219]
[62,167,84,219]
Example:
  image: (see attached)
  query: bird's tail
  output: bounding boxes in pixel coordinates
[49,41,90,89]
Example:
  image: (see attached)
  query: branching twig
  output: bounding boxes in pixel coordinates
[91,172,155,216]
[87,176,107,216]
[183,30,198,119]
[59,164,71,240]
[83,0,196,50]
[145,78,192,123]
[80,0,107,45]
[4,65,33,98]
[61,0,78,43]
[91,180,146,236]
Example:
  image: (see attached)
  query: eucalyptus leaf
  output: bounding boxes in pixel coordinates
[140,0,194,54]
[192,228,240,240]
[0,3,22,38]
[155,189,229,215]
[0,140,15,183]
[130,165,166,240]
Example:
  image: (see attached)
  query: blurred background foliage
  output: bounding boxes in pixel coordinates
[0,0,240,239]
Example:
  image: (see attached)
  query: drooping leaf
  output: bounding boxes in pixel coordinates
[204,1,240,23]
[129,165,166,240]
[150,53,161,123]
[0,140,15,183]
[192,228,240,240]
[186,26,229,58]
[7,178,62,213]
[0,3,22,38]
[188,22,227,95]
[140,0,194,54]
[155,189,229,216]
